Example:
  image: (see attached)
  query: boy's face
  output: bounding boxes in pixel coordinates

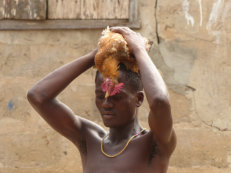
[95,72,138,128]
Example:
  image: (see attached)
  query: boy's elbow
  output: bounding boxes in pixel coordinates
[150,94,170,111]
[27,89,44,106]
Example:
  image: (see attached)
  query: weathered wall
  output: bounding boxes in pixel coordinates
[0,0,231,173]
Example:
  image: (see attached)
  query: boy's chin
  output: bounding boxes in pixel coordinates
[103,121,127,129]
[103,122,115,128]
[103,121,118,128]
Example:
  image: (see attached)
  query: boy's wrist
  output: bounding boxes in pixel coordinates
[133,47,148,58]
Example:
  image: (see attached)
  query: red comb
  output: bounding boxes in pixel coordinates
[101,78,124,97]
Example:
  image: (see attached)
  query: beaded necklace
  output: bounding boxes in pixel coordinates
[101,129,146,158]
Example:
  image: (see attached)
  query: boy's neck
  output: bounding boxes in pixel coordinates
[107,118,143,144]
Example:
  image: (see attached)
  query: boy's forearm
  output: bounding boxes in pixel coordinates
[27,49,97,104]
[135,48,169,105]
[135,48,173,144]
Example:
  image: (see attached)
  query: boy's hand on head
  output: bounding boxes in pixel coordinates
[110,26,146,55]
[91,48,98,58]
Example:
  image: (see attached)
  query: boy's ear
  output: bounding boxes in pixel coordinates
[136,91,144,107]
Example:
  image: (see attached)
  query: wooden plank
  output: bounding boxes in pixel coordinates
[95,0,113,19]
[81,0,129,19]
[48,0,129,20]
[0,0,139,30]
[0,19,141,30]
[80,0,97,19]
[129,0,138,22]
[48,0,81,19]
[0,0,5,19]
[3,0,46,20]
[115,0,130,19]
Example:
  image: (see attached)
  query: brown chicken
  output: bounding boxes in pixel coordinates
[95,27,151,98]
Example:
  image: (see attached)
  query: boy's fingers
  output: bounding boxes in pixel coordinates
[110,26,131,35]
[110,27,123,34]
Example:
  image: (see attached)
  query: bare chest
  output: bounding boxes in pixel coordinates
[82,134,168,173]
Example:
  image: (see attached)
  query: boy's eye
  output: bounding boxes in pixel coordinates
[97,95,104,99]
[111,94,122,100]
[96,93,105,99]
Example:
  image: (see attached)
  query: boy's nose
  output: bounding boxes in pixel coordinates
[102,98,113,108]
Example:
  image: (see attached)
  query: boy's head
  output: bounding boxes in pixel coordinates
[95,63,143,93]
[95,63,144,128]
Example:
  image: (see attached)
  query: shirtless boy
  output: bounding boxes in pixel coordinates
[27,27,176,173]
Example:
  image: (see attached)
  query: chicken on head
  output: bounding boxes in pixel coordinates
[95,27,151,98]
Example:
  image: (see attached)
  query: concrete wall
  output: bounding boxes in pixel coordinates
[0,0,231,172]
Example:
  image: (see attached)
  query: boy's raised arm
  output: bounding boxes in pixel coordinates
[27,49,99,145]
[110,27,176,156]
